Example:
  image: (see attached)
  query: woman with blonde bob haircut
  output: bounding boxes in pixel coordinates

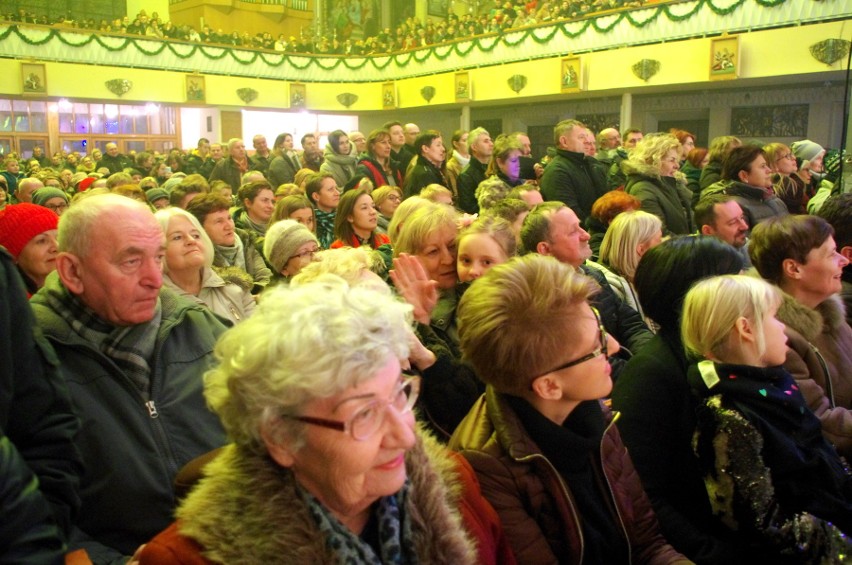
[155,207,255,324]
[681,275,852,561]
[449,254,685,563]
[624,133,694,236]
[594,210,662,329]
[140,278,514,564]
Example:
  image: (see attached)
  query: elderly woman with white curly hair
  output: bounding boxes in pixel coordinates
[624,133,695,236]
[154,207,255,325]
[139,277,514,564]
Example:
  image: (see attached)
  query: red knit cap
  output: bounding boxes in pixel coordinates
[0,203,60,259]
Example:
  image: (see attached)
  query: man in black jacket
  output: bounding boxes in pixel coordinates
[540,119,609,223]
[520,202,653,368]
[457,127,493,214]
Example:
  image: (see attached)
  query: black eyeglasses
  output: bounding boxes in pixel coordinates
[537,307,608,377]
[285,374,420,441]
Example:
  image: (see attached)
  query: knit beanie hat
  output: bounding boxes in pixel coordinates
[31,187,69,208]
[791,140,825,163]
[76,176,96,192]
[0,203,59,259]
[146,188,169,205]
[263,219,319,273]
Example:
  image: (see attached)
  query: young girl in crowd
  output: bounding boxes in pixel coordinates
[456,215,516,283]
[682,275,852,561]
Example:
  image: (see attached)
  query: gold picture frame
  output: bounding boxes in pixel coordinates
[382,82,396,110]
[186,75,206,103]
[454,72,470,103]
[709,35,739,81]
[290,83,306,109]
[21,63,47,95]
[561,57,582,93]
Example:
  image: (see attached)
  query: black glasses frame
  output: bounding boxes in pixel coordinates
[537,307,608,377]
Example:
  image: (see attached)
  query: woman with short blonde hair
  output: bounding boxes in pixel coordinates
[155,207,255,324]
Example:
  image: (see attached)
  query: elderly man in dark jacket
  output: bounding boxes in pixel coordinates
[540,119,609,223]
[30,194,227,564]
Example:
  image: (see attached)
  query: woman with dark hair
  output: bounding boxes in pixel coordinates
[699,135,741,190]
[268,133,301,188]
[611,236,752,563]
[330,188,390,249]
[355,129,404,188]
[749,214,852,458]
[320,130,358,187]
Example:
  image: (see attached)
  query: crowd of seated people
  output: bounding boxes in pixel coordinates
[3,0,655,56]
[1,115,850,564]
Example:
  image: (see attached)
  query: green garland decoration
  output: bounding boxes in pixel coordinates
[1,0,801,73]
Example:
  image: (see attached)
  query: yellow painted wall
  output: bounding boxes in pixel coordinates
[0,20,846,112]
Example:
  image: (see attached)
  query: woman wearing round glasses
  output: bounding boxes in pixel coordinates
[140,277,514,564]
[450,254,685,563]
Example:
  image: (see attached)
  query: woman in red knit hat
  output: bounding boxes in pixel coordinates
[0,203,59,297]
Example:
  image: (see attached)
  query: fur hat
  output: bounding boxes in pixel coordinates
[0,203,59,259]
[31,187,69,208]
[263,219,318,274]
[791,140,825,163]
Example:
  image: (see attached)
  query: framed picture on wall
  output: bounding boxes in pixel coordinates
[455,72,470,103]
[290,83,306,109]
[561,57,582,92]
[709,35,739,81]
[427,0,448,17]
[382,82,396,110]
[21,63,47,95]
[186,75,206,103]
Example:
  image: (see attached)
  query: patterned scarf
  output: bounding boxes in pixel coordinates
[43,280,162,398]
[299,481,415,565]
[315,208,336,249]
[214,235,246,270]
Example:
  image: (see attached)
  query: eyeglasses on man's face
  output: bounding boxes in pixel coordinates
[536,307,608,377]
[286,374,420,441]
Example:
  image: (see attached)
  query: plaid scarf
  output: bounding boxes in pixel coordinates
[44,281,162,399]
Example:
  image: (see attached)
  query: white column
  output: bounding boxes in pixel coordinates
[460,105,470,131]
[620,92,633,130]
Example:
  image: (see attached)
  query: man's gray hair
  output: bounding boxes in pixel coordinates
[58,193,153,258]
[468,127,490,153]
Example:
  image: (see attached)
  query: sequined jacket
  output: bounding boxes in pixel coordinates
[688,361,852,562]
